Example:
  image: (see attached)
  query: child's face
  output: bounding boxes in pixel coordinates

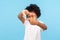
[27,12,37,20]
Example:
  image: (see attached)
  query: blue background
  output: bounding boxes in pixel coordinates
[0,0,60,40]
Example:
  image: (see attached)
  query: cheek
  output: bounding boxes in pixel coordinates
[32,16,37,20]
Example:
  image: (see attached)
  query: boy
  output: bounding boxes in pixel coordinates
[18,4,47,40]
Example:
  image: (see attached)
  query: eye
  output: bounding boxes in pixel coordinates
[31,15,34,17]
[26,15,29,18]
[26,15,30,18]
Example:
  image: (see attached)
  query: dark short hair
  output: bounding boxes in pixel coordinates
[25,4,41,18]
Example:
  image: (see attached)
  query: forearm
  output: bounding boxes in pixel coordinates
[18,13,23,19]
[37,21,47,30]
[18,13,25,23]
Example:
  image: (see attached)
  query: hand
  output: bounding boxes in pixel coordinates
[22,10,29,15]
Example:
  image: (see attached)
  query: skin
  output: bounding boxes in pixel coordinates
[18,10,47,30]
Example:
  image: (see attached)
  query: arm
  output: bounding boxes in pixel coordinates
[18,10,29,23]
[18,12,25,23]
[29,19,47,30]
[37,21,47,30]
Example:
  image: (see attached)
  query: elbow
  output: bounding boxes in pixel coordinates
[18,14,21,19]
[43,25,47,30]
[44,26,47,30]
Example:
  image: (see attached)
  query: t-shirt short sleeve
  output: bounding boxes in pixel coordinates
[22,12,26,20]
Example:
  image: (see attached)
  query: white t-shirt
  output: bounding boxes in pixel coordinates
[23,19,44,40]
[22,12,44,40]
